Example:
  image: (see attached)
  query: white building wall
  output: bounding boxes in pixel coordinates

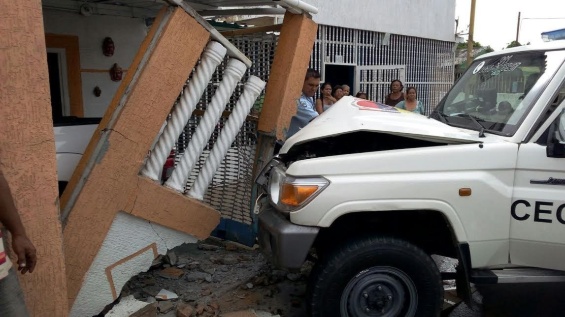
[43,10,148,117]
[304,0,456,42]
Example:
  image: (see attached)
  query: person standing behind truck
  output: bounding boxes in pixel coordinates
[315,82,337,114]
[384,79,405,107]
[355,91,368,99]
[0,161,37,317]
[396,86,425,114]
[341,84,351,96]
[332,85,344,102]
[286,68,321,139]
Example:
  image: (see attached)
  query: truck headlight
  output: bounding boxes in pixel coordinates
[268,166,329,212]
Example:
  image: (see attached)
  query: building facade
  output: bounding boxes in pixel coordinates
[306,0,457,112]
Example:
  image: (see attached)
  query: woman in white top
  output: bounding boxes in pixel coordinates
[315,82,337,114]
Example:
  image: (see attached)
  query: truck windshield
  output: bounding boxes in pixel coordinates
[433,50,564,136]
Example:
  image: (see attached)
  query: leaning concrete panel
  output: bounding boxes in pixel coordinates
[257,12,318,140]
[62,6,220,311]
[0,0,69,316]
[253,13,317,179]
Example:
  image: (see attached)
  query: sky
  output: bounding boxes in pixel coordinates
[455,0,565,51]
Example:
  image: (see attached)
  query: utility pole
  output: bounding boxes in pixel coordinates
[515,11,521,42]
[466,0,477,66]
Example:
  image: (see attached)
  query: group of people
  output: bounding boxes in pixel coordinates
[286,69,424,139]
[385,79,425,115]
[315,82,368,114]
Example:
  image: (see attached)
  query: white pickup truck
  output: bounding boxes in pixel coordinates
[54,117,100,194]
[54,117,174,195]
[255,41,565,316]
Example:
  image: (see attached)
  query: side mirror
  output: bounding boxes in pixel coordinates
[547,110,565,158]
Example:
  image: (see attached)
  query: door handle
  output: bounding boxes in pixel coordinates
[530,177,565,186]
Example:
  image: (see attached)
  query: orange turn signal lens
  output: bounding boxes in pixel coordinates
[459,188,472,196]
[280,184,319,207]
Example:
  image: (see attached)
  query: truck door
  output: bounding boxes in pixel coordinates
[511,97,565,270]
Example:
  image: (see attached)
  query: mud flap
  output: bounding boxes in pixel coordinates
[456,243,473,305]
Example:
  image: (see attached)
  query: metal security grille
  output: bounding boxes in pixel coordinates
[311,25,455,114]
[357,65,406,106]
[174,32,278,228]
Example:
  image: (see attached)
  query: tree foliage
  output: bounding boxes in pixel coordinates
[456,40,483,50]
[455,44,494,71]
[506,40,522,48]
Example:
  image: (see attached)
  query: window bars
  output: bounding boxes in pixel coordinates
[311,25,455,114]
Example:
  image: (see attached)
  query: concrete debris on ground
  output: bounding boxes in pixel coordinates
[155,289,178,301]
[158,268,185,280]
[105,238,483,317]
[109,237,309,317]
[157,301,175,314]
[105,295,154,317]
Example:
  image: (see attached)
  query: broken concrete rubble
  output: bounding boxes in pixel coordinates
[157,301,175,314]
[107,240,471,317]
[165,250,178,266]
[158,267,185,280]
[109,238,309,317]
[156,289,179,301]
[105,295,153,317]
[176,302,194,317]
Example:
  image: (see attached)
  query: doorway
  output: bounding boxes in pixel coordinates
[45,34,83,119]
[47,49,70,121]
[324,64,355,96]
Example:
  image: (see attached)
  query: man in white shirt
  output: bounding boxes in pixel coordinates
[0,165,37,317]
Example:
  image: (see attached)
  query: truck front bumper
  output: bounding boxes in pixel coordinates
[257,198,319,269]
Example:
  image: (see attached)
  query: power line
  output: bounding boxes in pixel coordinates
[521,17,565,20]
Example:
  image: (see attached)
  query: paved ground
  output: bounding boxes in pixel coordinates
[476,283,565,317]
[115,239,565,317]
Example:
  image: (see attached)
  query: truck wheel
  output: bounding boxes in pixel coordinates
[308,236,442,317]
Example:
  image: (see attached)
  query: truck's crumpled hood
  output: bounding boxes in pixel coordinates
[280,96,480,154]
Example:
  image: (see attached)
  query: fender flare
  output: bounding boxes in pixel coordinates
[317,199,468,242]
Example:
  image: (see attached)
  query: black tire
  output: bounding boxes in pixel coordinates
[308,236,442,317]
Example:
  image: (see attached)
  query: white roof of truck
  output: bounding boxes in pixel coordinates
[477,41,565,60]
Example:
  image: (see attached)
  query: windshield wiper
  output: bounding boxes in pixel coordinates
[429,110,448,123]
[454,113,486,138]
